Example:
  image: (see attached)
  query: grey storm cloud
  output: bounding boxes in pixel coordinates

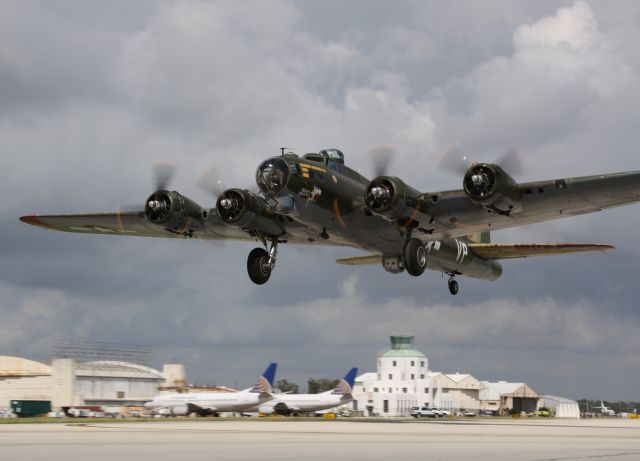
[2,0,640,397]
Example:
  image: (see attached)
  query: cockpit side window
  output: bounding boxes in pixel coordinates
[319,148,344,172]
[302,154,326,164]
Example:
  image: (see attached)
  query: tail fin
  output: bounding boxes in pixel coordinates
[248,363,277,394]
[330,367,358,396]
[467,231,491,243]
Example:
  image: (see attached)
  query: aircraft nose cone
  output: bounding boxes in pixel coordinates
[256,157,289,194]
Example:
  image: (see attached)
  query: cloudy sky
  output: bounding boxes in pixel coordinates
[2,0,640,400]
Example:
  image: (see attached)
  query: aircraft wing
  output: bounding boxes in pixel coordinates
[19,210,342,245]
[336,243,614,265]
[416,171,640,240]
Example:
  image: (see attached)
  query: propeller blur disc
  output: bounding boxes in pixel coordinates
[153,162,177,191]
[496,147,524,177]
[196,166,225,200]
[369,145,396,177]
[437,142,472,176]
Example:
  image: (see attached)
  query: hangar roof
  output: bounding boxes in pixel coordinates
[0,356,51,377]
[75,361,164,380]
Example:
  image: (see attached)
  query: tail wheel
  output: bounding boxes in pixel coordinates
[247,248,271,285]
[404,238,427,276]
[448,278,459,295]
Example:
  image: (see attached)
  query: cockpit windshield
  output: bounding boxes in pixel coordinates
[319,148,344,164]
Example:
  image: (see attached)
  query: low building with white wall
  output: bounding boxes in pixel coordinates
[429,372,483,411]
[352,335,431,417]
[543,395,580,418]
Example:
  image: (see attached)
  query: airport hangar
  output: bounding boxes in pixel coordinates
[351,335,580,418]
[0,355,187,410]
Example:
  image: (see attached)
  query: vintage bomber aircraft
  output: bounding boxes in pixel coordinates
[19,148,640,295]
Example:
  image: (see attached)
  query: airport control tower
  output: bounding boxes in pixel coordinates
[377,335,428,383]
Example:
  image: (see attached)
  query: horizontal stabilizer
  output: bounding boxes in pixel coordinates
[335,255,381,265]
[468,243,614,260]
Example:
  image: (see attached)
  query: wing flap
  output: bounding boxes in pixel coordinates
[469,243,614,260]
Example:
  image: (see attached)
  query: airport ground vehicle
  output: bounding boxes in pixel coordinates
[410,406,437,418]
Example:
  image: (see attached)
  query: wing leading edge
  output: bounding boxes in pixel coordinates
[19,211,341,246]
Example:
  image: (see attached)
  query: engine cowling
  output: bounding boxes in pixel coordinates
[216,188,285,236]
[145,190,204,231]
[364,176,422,221]
[463,164,522,214]
[258,405,275,415]
[155,404,189,416]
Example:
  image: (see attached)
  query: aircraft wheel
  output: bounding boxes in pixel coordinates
[247,248,271,285]
[404,238,427,276]
[448,279,459,295]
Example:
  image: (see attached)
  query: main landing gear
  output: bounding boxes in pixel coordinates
[403,238,427,276]
[403,237,460,296]
[247,240,278,285]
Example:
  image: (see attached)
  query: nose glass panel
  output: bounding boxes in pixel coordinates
[256,157,290,194]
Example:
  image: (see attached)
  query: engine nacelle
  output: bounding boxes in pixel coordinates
[145,190,204,231]
[463,163,522,214]
[426,239,502,281]
[154,404,189,416]
[382,256,405,274]
[216,188,284,236]
[258,405,275,415]
[364,176,422,221]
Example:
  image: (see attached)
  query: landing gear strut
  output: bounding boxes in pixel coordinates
[247,240,278,285]
[447,275,459,296]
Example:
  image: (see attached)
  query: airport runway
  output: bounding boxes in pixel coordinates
[1,418,639,461]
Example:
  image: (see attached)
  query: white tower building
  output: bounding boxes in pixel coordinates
[352,335,432,417]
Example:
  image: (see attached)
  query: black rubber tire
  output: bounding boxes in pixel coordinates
[247,248,271,285]
[448,279,459,295]
[404,238,427,276]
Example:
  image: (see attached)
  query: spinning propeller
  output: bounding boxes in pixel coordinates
[437,142,524,177]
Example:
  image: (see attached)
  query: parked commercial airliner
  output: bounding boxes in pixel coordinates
[252,367,357,416]
[144,363,277,416]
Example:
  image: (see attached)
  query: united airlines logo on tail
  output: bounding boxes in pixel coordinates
[249,363,277,394]
[249,376,272,394]
[331,380,351,395]
[331,367,357,395]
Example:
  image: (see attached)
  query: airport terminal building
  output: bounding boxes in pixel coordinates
[352,335,577,417]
